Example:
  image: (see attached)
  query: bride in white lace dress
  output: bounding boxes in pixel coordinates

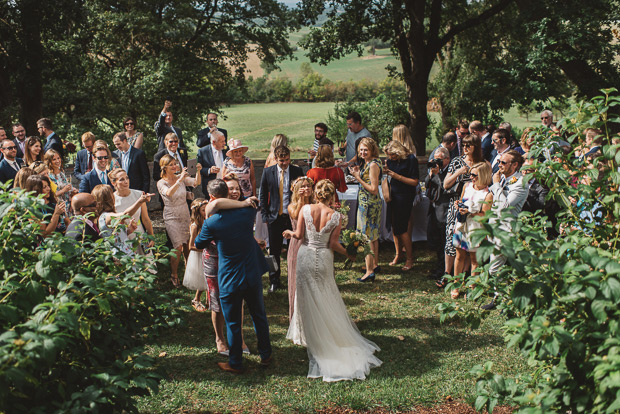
[283,179,382,382]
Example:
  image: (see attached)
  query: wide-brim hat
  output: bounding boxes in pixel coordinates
[226,139,249,158]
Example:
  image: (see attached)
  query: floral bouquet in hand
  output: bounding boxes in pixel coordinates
[334,201,350,228]
[340,229,371,269]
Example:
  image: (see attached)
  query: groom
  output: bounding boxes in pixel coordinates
[195,179,273,373]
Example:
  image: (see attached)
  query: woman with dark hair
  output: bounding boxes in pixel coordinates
[383,140,419,271]
[25,174,68,237]
[24,137,43,165]
[123,117,144,149]
[307,145,347,201]
[438,134,485,286]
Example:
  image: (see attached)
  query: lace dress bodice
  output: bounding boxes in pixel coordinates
[302,204,340,250]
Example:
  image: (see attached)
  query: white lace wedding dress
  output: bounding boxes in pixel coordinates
[287,205,382,382]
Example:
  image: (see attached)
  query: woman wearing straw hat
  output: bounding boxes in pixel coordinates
[222,139,256,198]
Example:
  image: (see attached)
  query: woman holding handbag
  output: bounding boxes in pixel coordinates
[383,140,419,271]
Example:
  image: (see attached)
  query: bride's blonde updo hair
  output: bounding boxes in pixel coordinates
[314,179,336,204]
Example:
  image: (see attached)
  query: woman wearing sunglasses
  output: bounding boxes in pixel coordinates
[123,117,144,149]
[437,134,485,288]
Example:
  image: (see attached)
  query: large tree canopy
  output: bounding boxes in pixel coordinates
[298,0,620,153]
[0,0,298,151]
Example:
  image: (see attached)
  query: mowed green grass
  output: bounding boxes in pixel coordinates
[201,102,338,160]
[188,102,541,160]
[136,246,527,413]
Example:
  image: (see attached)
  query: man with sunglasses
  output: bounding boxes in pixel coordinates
[483,150,528,310]
[0,139,24,184]
[66,193,101,242]
[490,129,511,174]
[79,147,115,193]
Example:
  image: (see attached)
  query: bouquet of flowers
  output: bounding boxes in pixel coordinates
[334,201,350,228]
[340,229,371,269]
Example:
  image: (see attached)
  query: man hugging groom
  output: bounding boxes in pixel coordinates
[195,179,273,373]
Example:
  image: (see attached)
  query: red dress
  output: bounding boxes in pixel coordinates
[307,167,347,201]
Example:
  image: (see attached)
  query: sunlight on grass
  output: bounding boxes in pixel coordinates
[136,245,528,413]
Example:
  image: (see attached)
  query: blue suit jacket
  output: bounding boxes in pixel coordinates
[113,147,150,193]
[481,133,493,162]
[79,169,115,193]
[195,207,268,297]
[0,158,24,184]
[43,132,64,159]
[259,164,304,224]
[197,145,226,196]
[73,149,92,182]
[196,127,228,148]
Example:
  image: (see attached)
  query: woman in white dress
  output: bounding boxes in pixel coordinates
[283,179,382,382]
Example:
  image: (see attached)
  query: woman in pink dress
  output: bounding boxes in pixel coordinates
[286,177,314,320]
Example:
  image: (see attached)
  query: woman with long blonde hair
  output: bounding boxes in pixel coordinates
[392,124,416,156]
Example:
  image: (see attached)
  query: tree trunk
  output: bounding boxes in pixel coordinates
[18,0,44,134]
[407,72,431,156]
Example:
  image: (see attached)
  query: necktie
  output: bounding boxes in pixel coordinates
[499,176,507,190]
[101,171,107,184]
[278,169,284,215]
[12,161,20,172]
[214,150,222,168]
[175,152,183,168]
[87,154,93,172]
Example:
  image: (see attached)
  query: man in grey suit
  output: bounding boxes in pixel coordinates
[197,130,227,196]
[483,149,528,310]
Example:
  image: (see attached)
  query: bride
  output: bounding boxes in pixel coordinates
[283,179,382,382]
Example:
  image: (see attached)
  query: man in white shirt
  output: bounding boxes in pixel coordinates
[155,99,185,151]
[490,129,511,174]
[79,147,114,193]
[0,138,24,184]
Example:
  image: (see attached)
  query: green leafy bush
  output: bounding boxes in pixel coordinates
[438,88,620,413]
[0,188,180,413]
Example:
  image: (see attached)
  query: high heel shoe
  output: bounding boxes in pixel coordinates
[357,273,375,283]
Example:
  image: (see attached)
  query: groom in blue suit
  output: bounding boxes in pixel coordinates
[195,179,272,373]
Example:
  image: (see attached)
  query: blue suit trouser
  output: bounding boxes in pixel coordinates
[219,284,272,369]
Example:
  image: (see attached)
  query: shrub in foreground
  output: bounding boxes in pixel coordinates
[0,188,180,413]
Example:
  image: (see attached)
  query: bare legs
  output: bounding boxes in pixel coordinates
[362,239,379,279]
[212,310,228,353]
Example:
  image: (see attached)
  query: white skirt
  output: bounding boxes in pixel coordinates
[182,250,207,291]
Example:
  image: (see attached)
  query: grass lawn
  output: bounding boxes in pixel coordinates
[136,244,528,413]
[196,102,337,160]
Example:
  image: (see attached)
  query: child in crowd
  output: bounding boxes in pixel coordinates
[183,198,208,312]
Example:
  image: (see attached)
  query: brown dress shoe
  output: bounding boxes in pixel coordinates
[217,362,244,374]
[260,356,273,367]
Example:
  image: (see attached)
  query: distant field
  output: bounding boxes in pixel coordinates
[190,102,337,160]
[188,102,540,159]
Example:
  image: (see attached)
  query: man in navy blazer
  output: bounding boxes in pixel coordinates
[79,146,115,193]
[112,132,150,193]
[154,100,185,151]
[196,113,228,148]
[37,118,64,160]
[0,139,24,184]
[197,130,227,196]
[259,145,304,293]
[73,132,97,183]
[195,179,272,373]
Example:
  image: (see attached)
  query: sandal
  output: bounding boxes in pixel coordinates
[171,274,180,288]
[192,299,207,312]
[403,261,415,271]
[435,277,448,289]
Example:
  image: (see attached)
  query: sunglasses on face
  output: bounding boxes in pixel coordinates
[96,156,109,160]
[462,143,472,148]
[168,140,179,144]
[499,160,512,165]
[541,116,549,120]
[3,146,16,150]
[125,122,135,126]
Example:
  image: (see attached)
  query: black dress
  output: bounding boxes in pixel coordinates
[386,154,419,235]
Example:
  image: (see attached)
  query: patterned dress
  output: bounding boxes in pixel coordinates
[444,156,472,256]
[49,170,71,205]
[356,159,383,241]
[223,156,253,197]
